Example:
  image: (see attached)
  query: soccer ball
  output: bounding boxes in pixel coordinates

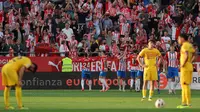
[155,99,165,108]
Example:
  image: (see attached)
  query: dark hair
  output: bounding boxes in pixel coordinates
[179,33,188,41]
[148,39,155,44]
[32,63,38,73]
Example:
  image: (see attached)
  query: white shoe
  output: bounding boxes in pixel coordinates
[119,88,122,91]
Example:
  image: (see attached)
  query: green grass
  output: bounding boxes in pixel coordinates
[0,90,200,112]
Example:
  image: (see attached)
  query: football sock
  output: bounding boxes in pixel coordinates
[99,78,104,90]
[142,89,147,98]
[174,77,179,89]
[130,79,134,88]
[136,79,140,91]
[88,80,92,90]
[15,86,22,108]
[157,80,160,89]
[149,90,154,98]
[102,79,108,88]
[168,79,172,92]
[171,81,175,90]
[81,79,84,89]
[185,85,191,105]
[102,84,105,90]
[4,87,11,107]
[182,84,186,105]
[122,80,126,91]
[118,79,121,90]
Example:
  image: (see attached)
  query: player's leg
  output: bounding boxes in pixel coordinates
[2,69,17,110]
[99,72,104,91]
[117,71,122,91]
[149,80,155,101]
[81,72,85,91]
[130,71,135,91]
[148,70,158,101]
[136,71,142,92]
[177,71,192,108]
[121,71,126,92]
[141,80,148,101]
[167,68,173,94]
[88,74,92,91]
[141,71,149,101]
[100,72,109,91]
[1,71,11,109]
[157,71,160,94]
[172,69,179,94]
[185,71,192,107]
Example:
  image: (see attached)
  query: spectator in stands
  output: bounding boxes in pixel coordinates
[59,40,69,57]
[0,0,200,58]
[102,12,113,30]
[161,31,171,51]
[62,23,74,42]
[90,38,99,56]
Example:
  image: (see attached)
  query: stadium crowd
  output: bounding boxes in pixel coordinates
[0,0,199,57]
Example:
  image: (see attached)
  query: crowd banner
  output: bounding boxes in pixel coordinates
[1,57,200,72]
[0,72,199,90]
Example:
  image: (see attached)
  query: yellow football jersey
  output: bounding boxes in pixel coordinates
[139,48,161,68]
[5,56,32,71]
[180,42,195,71]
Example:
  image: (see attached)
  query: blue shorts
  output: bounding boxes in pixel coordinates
[167,67,179,78]
[117,71,126,79]
[137,71,143,77]
[130,70,138,78]
[82,72,91,79]
[99,71,106,77]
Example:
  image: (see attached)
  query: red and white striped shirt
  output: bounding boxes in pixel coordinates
[101,56,107,71]
[129,54,138,71]
[118,57,126,71]
[166,51,178,68]
[121,8,131,20]
[120,23,130,35]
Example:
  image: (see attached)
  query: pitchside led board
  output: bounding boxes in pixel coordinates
[0,72,196,90]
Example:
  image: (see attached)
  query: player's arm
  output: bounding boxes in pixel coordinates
[137,49,146,68]
[191,47,197,63]
[181,51,188,67]
[157,50,162,67]
[18,66,26,86]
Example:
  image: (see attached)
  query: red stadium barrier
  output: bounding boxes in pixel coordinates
[1,56,200,72]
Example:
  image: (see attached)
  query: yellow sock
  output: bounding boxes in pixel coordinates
[149,90,154,98]
[182,85,186,105]
[142,89,147,98]
[185,85,191,105]
[15,86,22,108]
[4,87,11,107]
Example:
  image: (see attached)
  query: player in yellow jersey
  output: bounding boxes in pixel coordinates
[137,39,162,101]
[177,34,196,109]
[1,56,38,110]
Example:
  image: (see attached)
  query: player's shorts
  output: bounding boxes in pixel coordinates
[99,71,106,77]
[137,71,143,77]
[180,71,193,85]
[130,70,137,78]
[1,65,18,86]
[117,71,126,79]
[82,72,91,79]
[144,67,158,81]
[167,67,179,78]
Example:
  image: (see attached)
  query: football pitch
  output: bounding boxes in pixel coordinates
[0,90,200,112]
